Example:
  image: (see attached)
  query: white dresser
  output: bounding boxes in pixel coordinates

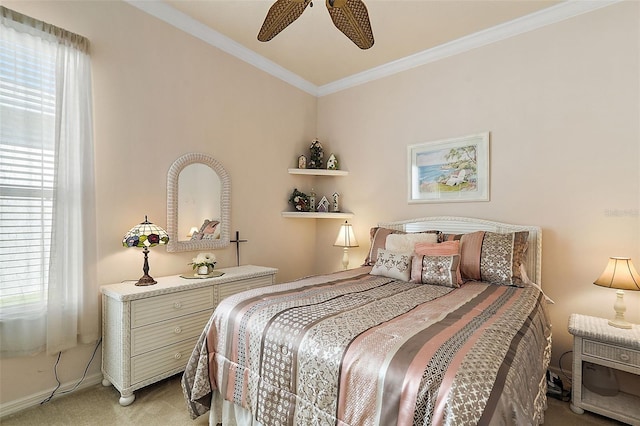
[101,265,277,406]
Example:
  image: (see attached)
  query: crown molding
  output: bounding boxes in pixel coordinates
[127,0,620,98]
[125,1,319,96]
[318,0,622,96]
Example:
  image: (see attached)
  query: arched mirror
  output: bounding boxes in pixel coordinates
[166,153,230,252]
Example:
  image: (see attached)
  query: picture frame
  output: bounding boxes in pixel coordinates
[407,132,490,203]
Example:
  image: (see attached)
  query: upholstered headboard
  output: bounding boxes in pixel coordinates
[378,216,542,287]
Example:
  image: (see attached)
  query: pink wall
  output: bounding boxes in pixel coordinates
[2,0,638,414]
[1,0,318,410]
[315,1,639,374]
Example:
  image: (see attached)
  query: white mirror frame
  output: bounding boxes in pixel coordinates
[166,152,231,252]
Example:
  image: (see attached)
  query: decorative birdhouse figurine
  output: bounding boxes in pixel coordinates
[317,196,330,213]
[309,188,316,212]
[327,153,338,170]
[297,154,307,169]
[332,192,340,212]
[309,139,324,169]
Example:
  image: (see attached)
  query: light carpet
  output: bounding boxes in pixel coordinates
[1,374,625,425]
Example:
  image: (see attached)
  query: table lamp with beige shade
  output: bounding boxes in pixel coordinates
[593,257,640,329]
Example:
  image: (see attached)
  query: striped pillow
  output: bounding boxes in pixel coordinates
[443,231,528,286]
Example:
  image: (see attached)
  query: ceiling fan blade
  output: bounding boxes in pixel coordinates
[326,0,374,50]
[258,0,311,42]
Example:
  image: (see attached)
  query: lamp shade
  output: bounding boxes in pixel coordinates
[594,257,640,291]
[122,216,169,286]
[123,216,169,248]
[334,221,359,248]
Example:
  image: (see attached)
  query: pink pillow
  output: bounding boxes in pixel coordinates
[414,240,460,256]
[413,241,462,284]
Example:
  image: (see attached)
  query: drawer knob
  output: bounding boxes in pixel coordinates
[174,327,182,334]
[173,302,182,309]
[174,352,182,360]
[619,353,630,362]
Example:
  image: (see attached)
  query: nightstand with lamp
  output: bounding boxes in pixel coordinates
[568,256,640,424]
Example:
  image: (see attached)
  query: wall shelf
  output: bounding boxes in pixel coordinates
[281,212,353,219]
[284,167,350,219]
[288,168,348,176]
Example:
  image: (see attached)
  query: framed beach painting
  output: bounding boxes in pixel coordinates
[407,132,490,203]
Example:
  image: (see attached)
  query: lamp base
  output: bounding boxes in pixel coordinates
[135,246,157,286]
[342,247,350,270]
[608,318,632,329]
[135,274,157,286]
[608,289,632,329]
[609,290,631,329]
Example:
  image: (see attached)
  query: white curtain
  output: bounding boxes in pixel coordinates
[0,7,98,356]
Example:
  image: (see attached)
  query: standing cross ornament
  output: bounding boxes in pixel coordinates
[230,231,248,267]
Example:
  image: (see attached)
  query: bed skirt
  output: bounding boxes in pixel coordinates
[209,390,264,426]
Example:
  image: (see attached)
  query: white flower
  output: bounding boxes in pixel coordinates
[190,252,216,270]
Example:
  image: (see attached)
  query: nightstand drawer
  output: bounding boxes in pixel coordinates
[583,339,640,368]
[131,309,212,356]
[130,338,196,385]
[131,287,214,328]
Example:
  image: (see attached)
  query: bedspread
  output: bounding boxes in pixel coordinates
[182,267,551,425]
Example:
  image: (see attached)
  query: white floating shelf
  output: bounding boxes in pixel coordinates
[281,212,354,219]
[288,168,348,176]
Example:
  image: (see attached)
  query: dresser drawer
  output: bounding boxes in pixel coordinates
[130,338,196,385]
[131,287,214,328]
[583,339,640,369]
[131,309,212,356]
[218,276,273,301]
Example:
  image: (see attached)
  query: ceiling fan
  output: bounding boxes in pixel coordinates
[258,0,374,50]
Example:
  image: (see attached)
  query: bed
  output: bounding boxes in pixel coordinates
[182,216,552,425]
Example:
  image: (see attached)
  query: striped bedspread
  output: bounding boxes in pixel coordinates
[182,267,552,425]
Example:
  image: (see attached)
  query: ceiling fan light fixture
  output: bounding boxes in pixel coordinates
[326,0,374,49]
[258,0,311,42]
[258,0,374,50]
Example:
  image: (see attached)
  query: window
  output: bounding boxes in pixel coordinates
[0,30,57,318]
[0,6,97,357]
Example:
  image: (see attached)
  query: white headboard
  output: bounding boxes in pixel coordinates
[378,216,542,286]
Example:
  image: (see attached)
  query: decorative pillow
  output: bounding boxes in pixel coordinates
[385,232,438,252]
[363,227,404,266]
[363,227,439,266]
[370,249,412,281]
[410,254,460,287]
[414,240,462,284]
[453,230,529,286]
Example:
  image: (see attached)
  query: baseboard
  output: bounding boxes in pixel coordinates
[0,372,103,418]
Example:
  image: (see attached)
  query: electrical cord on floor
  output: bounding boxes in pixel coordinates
[40,337,102,405]
[558,350,573,385]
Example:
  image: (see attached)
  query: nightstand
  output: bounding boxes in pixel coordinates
[568,314,640,424]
